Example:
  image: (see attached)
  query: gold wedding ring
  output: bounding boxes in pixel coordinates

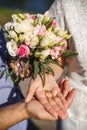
[45,90,52,98]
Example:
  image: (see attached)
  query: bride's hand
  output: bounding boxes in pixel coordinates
[25,74,68,119]
[59,79,77,108]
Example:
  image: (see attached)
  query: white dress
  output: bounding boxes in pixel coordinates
[49,0,87,123]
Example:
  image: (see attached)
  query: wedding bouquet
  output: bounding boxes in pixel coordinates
[3,12,77,83]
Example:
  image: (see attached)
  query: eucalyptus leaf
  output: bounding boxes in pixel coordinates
[10,73,20,83]
[0,68,8,78]
[7,69,14,77]
[43,64,54,76]
[48,59,63,68]
[62,50,78,58]
[40,65,46,85]
[33,60,39,79]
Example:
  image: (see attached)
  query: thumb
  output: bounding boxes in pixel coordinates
[66,88,77,108]
[25,84,38,103]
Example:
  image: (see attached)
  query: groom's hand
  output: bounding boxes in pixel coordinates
[26,98,58,121]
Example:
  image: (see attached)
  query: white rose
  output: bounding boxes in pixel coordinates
[6,40,18,57]
[40,49,50,60]
[27,18,34,24]
[9,30,17,39]
[14,20,34,33]
[41,31,56,47]
[4,22,14,31]
[30,35,39,48]
[23,32,32,41]
[23,32,39,48]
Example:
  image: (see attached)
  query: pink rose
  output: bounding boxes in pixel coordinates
[50,47,61,59]
[17,45,30,58]
[34,25,46,36]
[55,37,67,50]
[24,13,31,19]
[31,15,37,20]
[50,39,67,59]
[38,25,46,36]
[61,39,67,48]
[52,20,57,27]
[55,36,63,43]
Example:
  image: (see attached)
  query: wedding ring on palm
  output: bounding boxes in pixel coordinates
[44,87,53,98]
[43,86,68,119]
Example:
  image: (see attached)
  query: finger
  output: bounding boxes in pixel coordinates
[54,97,68,119]
[36,92,58,118]
[25,82,38,103]
[48,98,67,120]
[57,91,67,108]
[66,88,77,108]
[52,86,59,97]
[48,98,59,112]
[59,78,66,91]
[39,109,58,121]
[26,100,57,121]
[62,80,70,97]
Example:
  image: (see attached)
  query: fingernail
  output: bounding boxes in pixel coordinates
[54,113,58,118]
[61,114,66,120]
[65,76,69,80]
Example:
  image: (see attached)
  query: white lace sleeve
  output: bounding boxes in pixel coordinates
[49,0,65,30]
[49,0,87,121]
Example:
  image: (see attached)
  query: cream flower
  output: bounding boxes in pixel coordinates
[4,22,14,31]
[41,31,56,47]
[9,30,17,39]
[23,32,38,48]
[40,49,50,60]
[23,32,32,41]
[30,35,39,48]
[37,14,44,24]
[12,14,19,22]
[6,40,18,57]
[14,20,34,33]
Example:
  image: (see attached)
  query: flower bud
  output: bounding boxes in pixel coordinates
[14,36,19,43]
[17,18,23,23]
[18,13,26,20]
[19,34,24,43]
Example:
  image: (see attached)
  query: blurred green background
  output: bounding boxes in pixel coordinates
[0,0,54,26]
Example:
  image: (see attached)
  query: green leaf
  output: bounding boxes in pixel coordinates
[11,75,20,83]
[7,69,14,77]
[0,68,8,78]
[40,65,46,85]
[43,64,54,76]
[48,59,63,68]
[33,60,39,79]
[62,50,78,58]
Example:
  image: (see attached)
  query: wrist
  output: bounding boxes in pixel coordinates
[15,101,30,120]
[21,103,30,119]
